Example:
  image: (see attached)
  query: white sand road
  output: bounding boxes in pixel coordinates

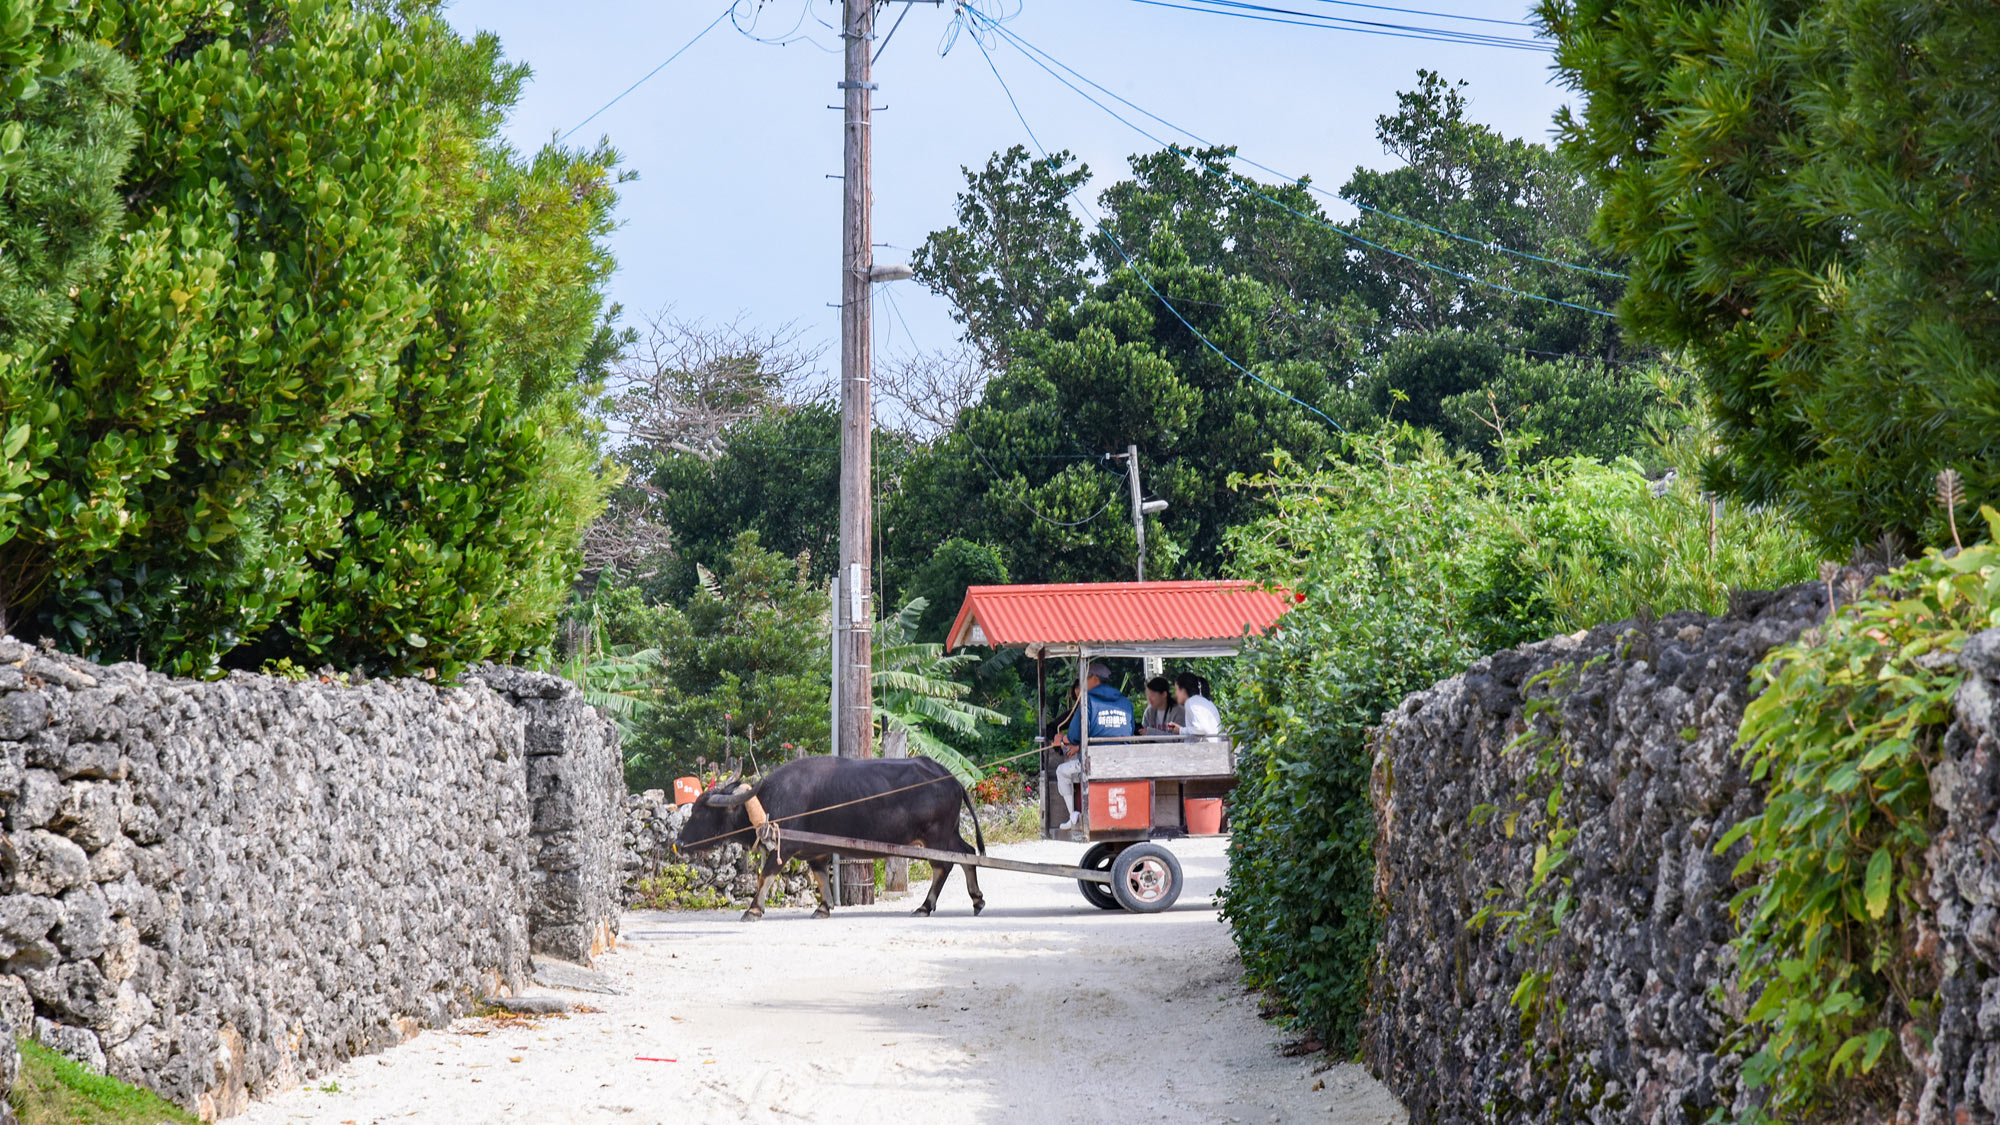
[233,838,1407,1125]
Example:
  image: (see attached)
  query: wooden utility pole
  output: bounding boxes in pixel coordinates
[834,0,878,906]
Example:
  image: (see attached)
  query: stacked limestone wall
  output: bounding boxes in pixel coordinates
[0,639,623,1119]
[473,668,624,963]
[1368,582,2000,1124]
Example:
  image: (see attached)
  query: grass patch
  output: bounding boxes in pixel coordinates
[11,1038,200,1125]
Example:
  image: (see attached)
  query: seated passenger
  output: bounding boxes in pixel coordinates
[1051,661,1133,830]
[1140,676,1184,735]
[1166,672,1222,737]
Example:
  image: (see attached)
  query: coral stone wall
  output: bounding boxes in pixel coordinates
[1926,630,2000,1121]
[1368,583,2000,1124]
[0,640,624,1120]
[1367,585,1826,1123]
[622,791,817,909]
[474,668,624,963]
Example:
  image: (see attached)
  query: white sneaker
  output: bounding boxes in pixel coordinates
[1058,813,1080,830]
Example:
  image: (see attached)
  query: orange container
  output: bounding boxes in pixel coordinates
[1088,781,1152,830]
[1183,797,1225,835]
[672,776,702,806]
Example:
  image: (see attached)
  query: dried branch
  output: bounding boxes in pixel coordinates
[581,478,673,579]
[601,309,831,460]
[874,346,992,440]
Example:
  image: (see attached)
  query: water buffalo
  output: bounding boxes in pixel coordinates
[675,755,988,921]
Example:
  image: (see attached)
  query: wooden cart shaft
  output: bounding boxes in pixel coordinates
[769,827,1111,884]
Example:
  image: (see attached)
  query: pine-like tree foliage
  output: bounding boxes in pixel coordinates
[1539,0,2000,552]
[0,35,136,357]
[0,0,619,675]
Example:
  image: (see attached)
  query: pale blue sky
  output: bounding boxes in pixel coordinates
[443,1,1576,380]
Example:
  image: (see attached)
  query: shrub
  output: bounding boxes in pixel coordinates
[1222,432,1497,1050]
[0,1,620,677]
[628,865,733,912]
[1718,509,2000,1121]
[970,764,1021,805]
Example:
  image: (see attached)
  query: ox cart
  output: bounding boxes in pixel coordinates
[758,581,1292,914]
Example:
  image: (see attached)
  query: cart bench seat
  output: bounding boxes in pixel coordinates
[1085,736,1233,780]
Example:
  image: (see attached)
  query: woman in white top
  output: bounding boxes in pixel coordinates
[1166,672,1222,736]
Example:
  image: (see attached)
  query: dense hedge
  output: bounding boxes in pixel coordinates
[1220,430,1814,1048]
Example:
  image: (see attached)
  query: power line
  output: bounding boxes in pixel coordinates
[1167,0,1549,47]
[557,6,734,144]
[967,31,1348,434]
[728,0,843,52]
[1119,0,1554,50]
[969,13,1617,320]
[981,15,1624,282]
[1282,0,1536,29]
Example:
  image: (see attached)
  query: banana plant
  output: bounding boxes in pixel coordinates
[872,596,1007,786]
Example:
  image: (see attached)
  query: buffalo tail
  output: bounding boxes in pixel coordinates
[959,781,986,857]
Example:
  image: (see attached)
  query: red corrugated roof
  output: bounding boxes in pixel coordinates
[944,581,1295,650]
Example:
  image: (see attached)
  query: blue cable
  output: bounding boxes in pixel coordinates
[1283,0,1536,29]
[1171,0,1550,48]
[967,32,1348,434]
[1121,0,1553,51]
[983,14,1625,282]
[558,6,734,144]
[971,13,1618,319]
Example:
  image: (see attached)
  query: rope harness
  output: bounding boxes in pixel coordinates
[674,741,1050,852]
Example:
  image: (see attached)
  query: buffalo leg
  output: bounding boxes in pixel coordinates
[961,860,986,916]
[741,870,773,922]
[810,859,833,919]
[914,861,955,917]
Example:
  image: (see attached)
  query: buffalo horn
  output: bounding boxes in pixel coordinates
[707,783,755,809]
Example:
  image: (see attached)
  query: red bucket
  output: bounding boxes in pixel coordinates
[672,776,702,806]
[1183,797,1225,835]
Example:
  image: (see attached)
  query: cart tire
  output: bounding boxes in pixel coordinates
[1077,842,1123,910]
[1109,843,1183,913]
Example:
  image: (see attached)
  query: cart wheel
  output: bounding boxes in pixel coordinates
[1109,843,1183,913]
[1077,842,1123,910]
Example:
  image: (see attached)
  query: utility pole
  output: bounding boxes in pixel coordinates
[834,0,878,907]
[1119,444,1170,677]
[1125,443,1147,582]
[1117,444,1169,583]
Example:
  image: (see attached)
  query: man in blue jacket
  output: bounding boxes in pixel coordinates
[1051,661,1133,830]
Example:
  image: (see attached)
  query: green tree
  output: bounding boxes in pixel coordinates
[912,144,1093,370]
[633,402,846,603]
[1434,354,1673,468]
[1339,70,1625,361]
[900,537,1008,644]
[0,0,619,675]
[620,532,832,790]
[0,31,135,359]
[1537,0,2000,552]
[890,236,1343,584]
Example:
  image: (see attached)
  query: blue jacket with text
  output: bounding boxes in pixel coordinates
[1069,683,1134,743]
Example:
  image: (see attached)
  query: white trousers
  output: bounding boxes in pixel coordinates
[1056,757,1082,815]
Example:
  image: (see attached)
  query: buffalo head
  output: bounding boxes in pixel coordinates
[674,768,757,855]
